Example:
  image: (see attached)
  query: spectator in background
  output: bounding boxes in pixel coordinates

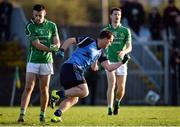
[0,0,13,41]
[148,0,163,8]
[120,0,145,35]
[120,0,128,26]
[138,24,151,42]
[148,7,162,40]
[173,15,180,49]
[170,14,180,106]
[170,47,180,105]
[163,0,180,42]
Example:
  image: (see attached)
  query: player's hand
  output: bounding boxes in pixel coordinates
[55,48,65,58]
[122,54,130,64]
[91,61,99,71]
[50,44,59,52]
[117,51,126,58]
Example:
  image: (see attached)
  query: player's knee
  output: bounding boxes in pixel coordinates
[84,89,89,97]
[73,97,79,104]
[81,89,89,98]
[121,90,125,96]
[117,88,125,96]
[25,86,33,93]
[78,84,89,98]
[40,87,49,95]
[108,84,116,92]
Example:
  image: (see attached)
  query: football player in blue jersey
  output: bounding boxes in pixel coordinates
[50,30,130,122]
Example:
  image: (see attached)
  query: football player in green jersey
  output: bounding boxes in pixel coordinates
[17,4,61,122]
[103,7,132,115]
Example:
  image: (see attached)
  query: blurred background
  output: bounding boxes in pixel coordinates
[0,0,179,106]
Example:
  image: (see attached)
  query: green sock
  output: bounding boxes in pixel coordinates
[108,107,112,113]
[40,111,45,117]
[20,108,25,115]
[115,99,120,107]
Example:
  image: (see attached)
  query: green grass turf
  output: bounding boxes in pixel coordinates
[0,106,180,126]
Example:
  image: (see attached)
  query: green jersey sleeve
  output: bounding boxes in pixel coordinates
[125,28,132,44]
[25,23,38,42]
[51,22,58,37]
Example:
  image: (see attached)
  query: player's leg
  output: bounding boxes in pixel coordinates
[116,75,127,101]
[65,83,89,98]
[50,83,89,109]
[51,82,89,123]
[18,72,36,122]
[51,83,89,102]
[51,97,79,122]
[50,63,88,108]
[39,63,53,122]
[113,64,127,115]
[106,71,116,115]
[39,74,51,122]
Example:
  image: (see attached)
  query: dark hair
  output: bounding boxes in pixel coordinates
[110,7,121,14]
[33,4,45,11]
[99,30,113,39]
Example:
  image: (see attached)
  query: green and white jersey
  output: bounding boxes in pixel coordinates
[26,19,58,63]
[103,24,131,62]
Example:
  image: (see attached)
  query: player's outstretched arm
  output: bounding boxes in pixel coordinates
[61,37,76,50]
[55,37,76,58]
[101,60,122,72]
[101,54,130,72]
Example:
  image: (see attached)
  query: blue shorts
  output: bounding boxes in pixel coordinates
[60,63,86,89]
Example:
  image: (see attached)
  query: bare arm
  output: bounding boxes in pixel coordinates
[61,37,76,50]
[118,28,132,57]
[32,39,51,52]
[123,41,132,54]
[118,41,132,57]
[91,60,99,71]
[101,60,123,72]
[32,35,61,52]
[52,35,61,48]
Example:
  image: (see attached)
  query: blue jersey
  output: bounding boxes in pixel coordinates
[65,36,107,72]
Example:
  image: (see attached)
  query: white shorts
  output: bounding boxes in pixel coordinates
[26,63,54,75]
[106,63,127,75]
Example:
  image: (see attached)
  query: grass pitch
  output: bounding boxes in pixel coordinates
[0,106,180,126]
